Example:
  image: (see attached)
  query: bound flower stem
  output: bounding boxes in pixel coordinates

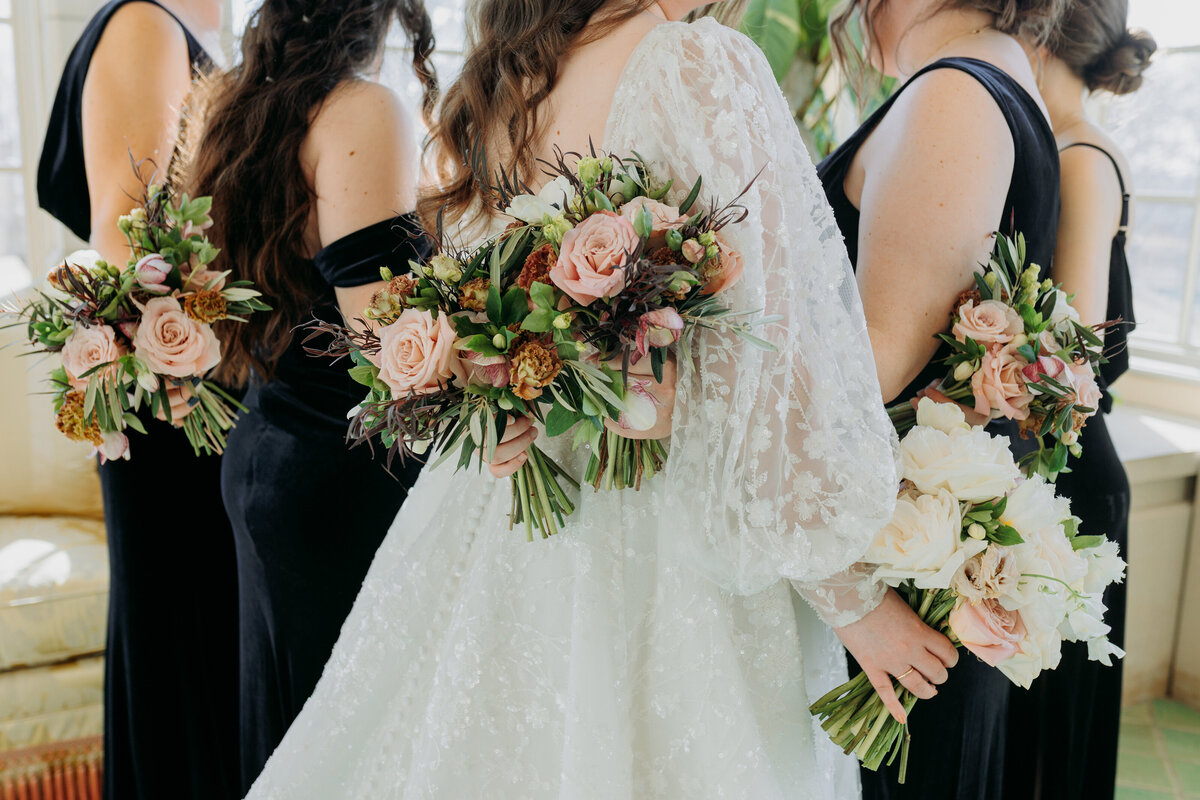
[809,583,955,783]
[510,444,579,541]
[584,429,668,492]
[886,380,973,434]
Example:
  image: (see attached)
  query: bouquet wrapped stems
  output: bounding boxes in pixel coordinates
[886,380,973,435]
[809,583,958,783]
[584,429,668,491]
[511,444,580,541]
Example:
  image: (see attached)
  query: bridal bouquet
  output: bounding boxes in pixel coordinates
[308,148,769,539]
[810,398,1126,781]
[886,233,1110,479]
[6,184,268,459]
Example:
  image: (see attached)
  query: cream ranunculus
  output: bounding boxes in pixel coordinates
[899,424,1021,503]
[914,395,971,435]
[865,489,987,589]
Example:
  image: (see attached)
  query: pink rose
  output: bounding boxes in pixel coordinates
[971,342,1032,421]
[953,299,1024,345]
[1021,354,1070,386]
[132,297,221,378]
[701,234,745,295]
[134,254,172,295]
[949,598,1027,667]
[550,211,638,306]
[1037,330,1061,356]
[94,431,130,465]
[681,239,706,264]
[376,309,462,396]
[634,307,684,363]
[620,196,685,248]
[458,349,510,389]
[61,324,125,390]
[1068,361,1102,411]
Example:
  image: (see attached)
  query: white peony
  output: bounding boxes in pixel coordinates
[995,597,1063,688]
[865,489,987,589]
[899,425,1021,503]
[915,396,971,434]
[1080,538,1127,595]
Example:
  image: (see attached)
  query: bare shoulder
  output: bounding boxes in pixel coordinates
[311,80,412,141]
[1058,124,1131,194]
[93,1,188,64]
[892,67,1011,139]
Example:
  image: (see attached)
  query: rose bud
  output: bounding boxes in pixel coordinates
[681,239,705,264]
[134,254,172,295]
[634,307,684,363]
[94,431,131,465]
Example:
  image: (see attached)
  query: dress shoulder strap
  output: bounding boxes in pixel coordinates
[1060,141,1130,230]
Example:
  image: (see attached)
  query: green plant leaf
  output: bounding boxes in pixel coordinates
[741,0,802,81]
[545,405,582,437]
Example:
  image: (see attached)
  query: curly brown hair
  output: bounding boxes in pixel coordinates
[189,0,437,387]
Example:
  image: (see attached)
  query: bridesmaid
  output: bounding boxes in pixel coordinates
[36,2,241,797]
[1005,4,1155,798]
[186,0,436,790]
[816,0,1064,798]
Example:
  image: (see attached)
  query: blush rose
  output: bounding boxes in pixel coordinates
[550,211,639,306]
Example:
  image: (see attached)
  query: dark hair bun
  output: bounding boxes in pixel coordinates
[1086,28,1157,94]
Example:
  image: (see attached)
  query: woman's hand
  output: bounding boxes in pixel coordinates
[603,354,677,440]
[834,588,959,723]
[480,415,538,479]
[154,381,197,427]
[912,382,989,427]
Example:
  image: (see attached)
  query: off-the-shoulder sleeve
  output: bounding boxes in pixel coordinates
[312,212,432,288]
[606,19,899,626]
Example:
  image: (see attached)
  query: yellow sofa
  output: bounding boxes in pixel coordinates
[0,322,107,795]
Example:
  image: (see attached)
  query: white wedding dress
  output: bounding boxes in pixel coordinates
[246,18,898,799]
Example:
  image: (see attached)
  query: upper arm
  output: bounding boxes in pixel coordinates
[308,81,418,247]
[1052,147,1123,327]
[81,2,192,263]
[854,70,1014,400]
[307,81,419,322]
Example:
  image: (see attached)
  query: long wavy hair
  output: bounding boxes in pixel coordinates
[189,0,437,387]
[418,1,746,231]
[831,0,1068,95]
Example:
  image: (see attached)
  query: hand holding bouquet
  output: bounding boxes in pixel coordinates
[887,233,1112,479]
[308,147,771,539]
[5,183,269,459]
[810,398,1125,780]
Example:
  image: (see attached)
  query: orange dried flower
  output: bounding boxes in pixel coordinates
[183,289,228,324]
[387,274,418,300]
[509,333,562,400]
[56,391,103,445]
[458,277,490,312]
[955,288,984,313]
[517,244,556,290]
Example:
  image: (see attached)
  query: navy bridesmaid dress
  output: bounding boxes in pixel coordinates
[222,215,429,792]
[37,2,241,798]
[818,57,1061,800]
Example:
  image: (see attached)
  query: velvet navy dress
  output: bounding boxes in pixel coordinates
[222,214,429,792]
[1003,142,1134,800]
[817,58,1061,800]
[36,2,241,798]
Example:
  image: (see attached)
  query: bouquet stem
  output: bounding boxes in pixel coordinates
[885,380,974,435]
[584,429,667,492]
[510,444,579,541]
[178,379,248,456]
[809,583,955,782]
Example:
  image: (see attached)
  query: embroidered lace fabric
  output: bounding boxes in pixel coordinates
[246,18,898,800]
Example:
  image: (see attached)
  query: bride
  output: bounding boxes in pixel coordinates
[246,2,960,797]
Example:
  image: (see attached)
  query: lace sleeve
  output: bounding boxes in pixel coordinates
[606,19,899,625]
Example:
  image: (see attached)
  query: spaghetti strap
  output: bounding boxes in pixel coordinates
[1060,141,1130,229]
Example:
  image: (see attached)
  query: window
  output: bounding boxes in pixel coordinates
[1098,0,1200,376]
[0,0,33,295]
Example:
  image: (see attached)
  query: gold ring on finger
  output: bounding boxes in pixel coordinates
[895,667,915,680]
